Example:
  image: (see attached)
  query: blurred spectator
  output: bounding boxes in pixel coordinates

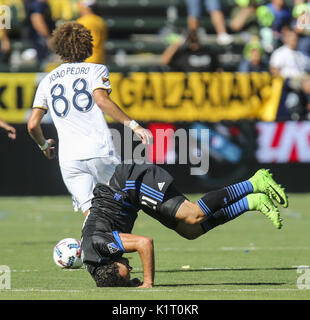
[48,0,79,22]
[266,0,292,35]
[160,31,220,72]
[185,0,233,46]
[0,29,11,63]
[230,0,260,33]
[0,0,25,64]
[256,0,292,52]
[238,38,268,72]
[0,117,16,140]
[293,0,310,56]
[76,0,107,64]
[270,29,310,117]
[270,29,310,78]
[24,0,55,64]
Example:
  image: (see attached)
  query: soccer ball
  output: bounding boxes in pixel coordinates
[53,238,83,269]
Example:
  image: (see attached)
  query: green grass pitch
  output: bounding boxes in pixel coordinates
[0,194,309,300]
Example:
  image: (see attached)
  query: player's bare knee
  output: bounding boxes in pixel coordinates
[176,201,205,225]
[184,215,198,225]
[185,210,204,225]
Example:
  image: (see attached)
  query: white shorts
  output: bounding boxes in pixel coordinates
[59,156,121,213]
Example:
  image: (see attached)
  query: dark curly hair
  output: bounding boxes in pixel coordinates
[92,263,130,287]
[51,22,93,63]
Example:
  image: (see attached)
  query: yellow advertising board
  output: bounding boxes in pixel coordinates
[0,73,38,123]
[108,72,283,122]
[0,72,283,123]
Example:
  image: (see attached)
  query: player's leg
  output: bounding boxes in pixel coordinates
[200,193,282,232]
[197,168,288,216]
[175,192,282,240]
[197,179,254,215]
[86,156,120,187]
[175,221,205,240]
[186,0,201,32]
[59,160,96,216]
[81,156,120,217]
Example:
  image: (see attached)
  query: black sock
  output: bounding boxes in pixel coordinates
[197,180,253,216]
[201,197,250,233]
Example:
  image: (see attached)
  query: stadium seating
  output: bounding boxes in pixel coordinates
[1,0,249,72]
[97,0,245,72]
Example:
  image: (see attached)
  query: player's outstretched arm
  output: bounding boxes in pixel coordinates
[93,89,153,145]
[119,233,155,288]
[0,118,16,140]
[27,108,56,159]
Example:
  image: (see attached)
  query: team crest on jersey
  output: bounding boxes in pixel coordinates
[102,77,109,84]
[107,243,120,254]
[113,193,122,201]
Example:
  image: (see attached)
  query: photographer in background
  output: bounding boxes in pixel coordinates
[160,31,220,72]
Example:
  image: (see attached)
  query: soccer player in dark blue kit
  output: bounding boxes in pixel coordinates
[81,162,288,288]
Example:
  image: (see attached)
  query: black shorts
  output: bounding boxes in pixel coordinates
[110,163,187,230]
[143,184,187,230]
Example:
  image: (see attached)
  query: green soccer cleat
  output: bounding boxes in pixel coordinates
[247,193,283,229]
[249,169,288,208]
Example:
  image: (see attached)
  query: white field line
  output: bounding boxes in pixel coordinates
[11,270,39,273]
[123,288,304,293]
[0,287,305,294]
[6,264,307,274]
[159,246,310,252]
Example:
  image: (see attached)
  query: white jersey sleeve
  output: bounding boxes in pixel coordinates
[92,64,112,94]
[32,79,49,112]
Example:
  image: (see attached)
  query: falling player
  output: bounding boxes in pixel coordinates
[27,22,152,217]
[80,162,288,288]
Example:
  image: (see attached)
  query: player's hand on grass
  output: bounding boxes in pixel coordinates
[133,126,153,145]
[138,282,153,288]
[43,138,56,159]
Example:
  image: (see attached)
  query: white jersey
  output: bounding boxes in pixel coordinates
[269,45,310,78]
[32,62,116,161]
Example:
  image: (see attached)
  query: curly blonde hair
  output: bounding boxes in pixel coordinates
[51,22,93,62]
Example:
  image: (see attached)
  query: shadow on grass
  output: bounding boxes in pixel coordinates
[149,267,295,287]
[156,282,286,287]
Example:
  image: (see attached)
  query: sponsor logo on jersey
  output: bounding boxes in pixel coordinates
[157,182,165,191]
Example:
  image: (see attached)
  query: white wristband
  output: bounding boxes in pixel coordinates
[39,140,49,151]
[128,120,139,131]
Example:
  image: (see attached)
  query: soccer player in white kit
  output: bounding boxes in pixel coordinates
[27,22,152,216]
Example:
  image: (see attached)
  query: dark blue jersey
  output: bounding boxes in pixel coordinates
[81,162,186,272]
